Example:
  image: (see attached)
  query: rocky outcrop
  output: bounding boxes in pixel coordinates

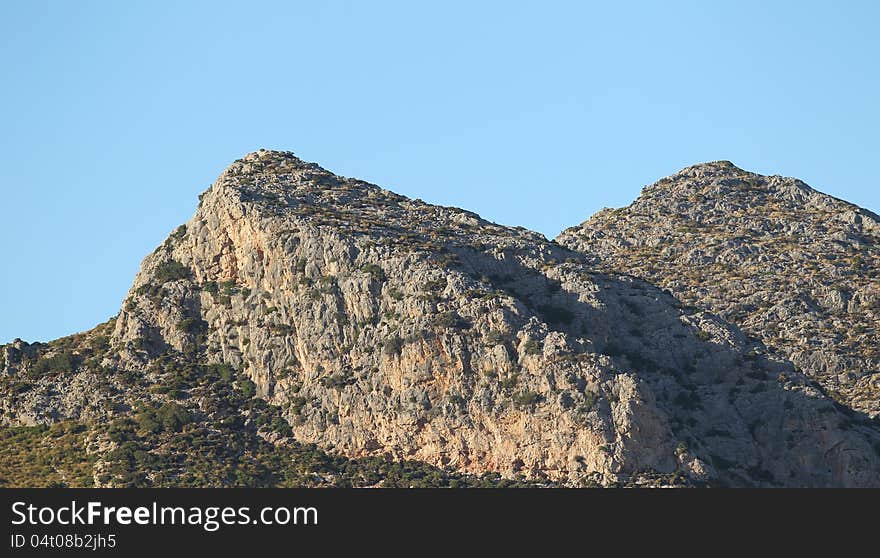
[558,161,880,419]
[3,152,880,487]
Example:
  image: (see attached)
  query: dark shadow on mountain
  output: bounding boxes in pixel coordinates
[446,242,880,487]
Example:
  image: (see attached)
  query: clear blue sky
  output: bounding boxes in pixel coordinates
[2,1,878,344]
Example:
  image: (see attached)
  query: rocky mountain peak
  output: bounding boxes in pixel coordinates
[641,161,877,223]
[673,159,745,177]
[559,163,880,418]
[641,160,811,205]
[3,153,880,487]
[226,148,318,174]
[210,149,350,199]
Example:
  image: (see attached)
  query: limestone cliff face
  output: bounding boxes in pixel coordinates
[3,152,880,487]
[557,161,880,418]
[97,151,878,486]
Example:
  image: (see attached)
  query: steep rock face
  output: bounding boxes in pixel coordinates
[94,151,879,486]
[557,161,880,418]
